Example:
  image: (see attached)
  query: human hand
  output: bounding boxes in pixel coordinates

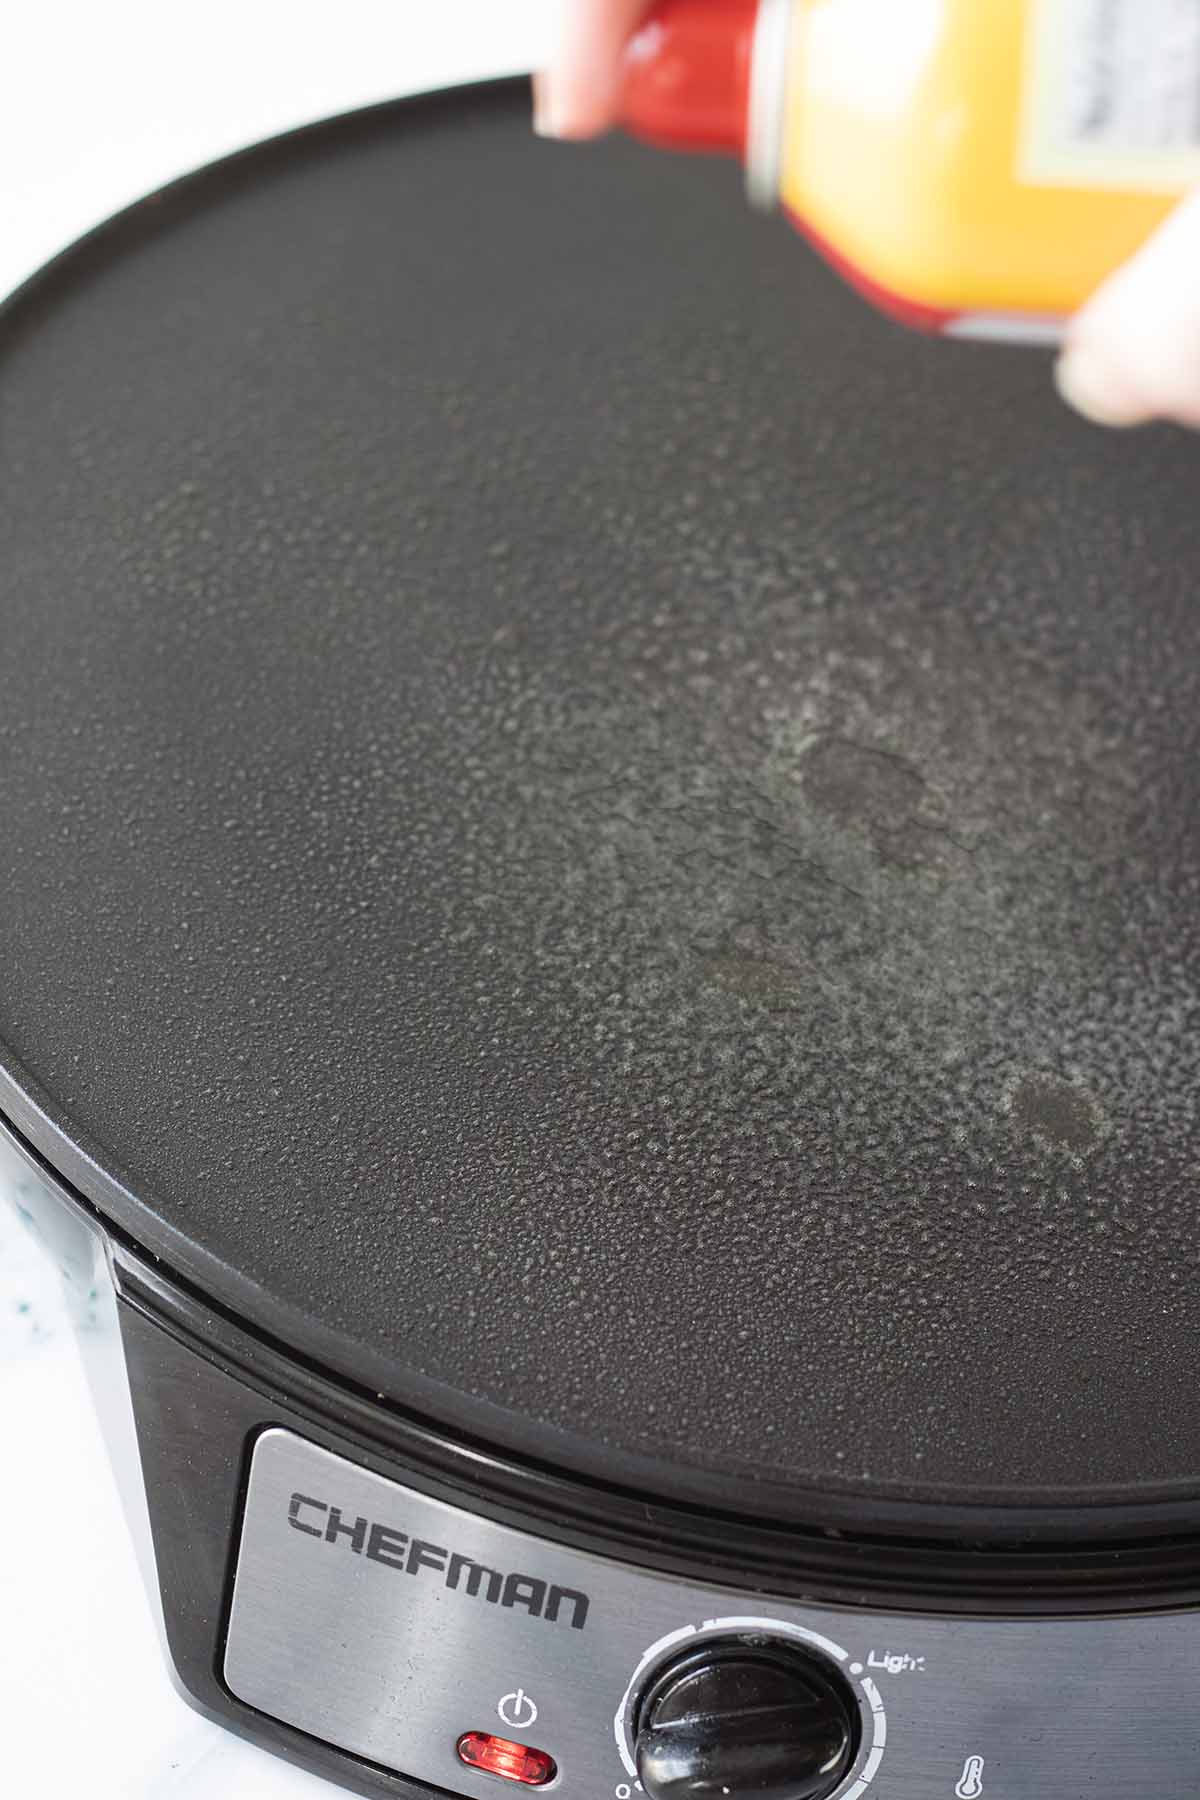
[535,2,1200,430]
[532,0,651,141]
[1054,188,1200,429]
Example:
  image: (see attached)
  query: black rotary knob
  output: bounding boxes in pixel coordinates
[633,1640,859,1800]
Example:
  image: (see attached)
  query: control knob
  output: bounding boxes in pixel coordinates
[633,1639,858,1800]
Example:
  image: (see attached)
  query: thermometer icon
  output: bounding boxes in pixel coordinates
[955,1755,985,1798]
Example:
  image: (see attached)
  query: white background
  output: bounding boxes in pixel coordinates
[1,2,554,304]
[0,8,551,1796]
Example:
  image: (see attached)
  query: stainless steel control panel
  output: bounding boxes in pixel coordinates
[226,1430,1200,1799]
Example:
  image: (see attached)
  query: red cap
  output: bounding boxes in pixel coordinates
[619,0,759,158]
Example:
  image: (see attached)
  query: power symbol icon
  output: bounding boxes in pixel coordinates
[955,1755,985,1799]
[498,1689,539,1731]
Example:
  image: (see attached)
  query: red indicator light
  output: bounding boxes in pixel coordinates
[457,1733,557,1787]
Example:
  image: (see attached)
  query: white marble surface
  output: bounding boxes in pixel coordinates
[1,5,550,1793]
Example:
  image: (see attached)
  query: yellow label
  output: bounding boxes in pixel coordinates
[1021,0,1200,190]
[779,0,1189,323]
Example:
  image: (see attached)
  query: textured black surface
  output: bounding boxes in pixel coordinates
[4,83,1200,1522]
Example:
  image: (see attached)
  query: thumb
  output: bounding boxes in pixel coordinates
[1056,186,1200,428]
[534,0,654,140]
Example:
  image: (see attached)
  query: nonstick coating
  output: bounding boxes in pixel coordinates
[3,82,1200,1530]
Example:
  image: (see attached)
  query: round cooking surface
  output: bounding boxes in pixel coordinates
[3,81,1200,1531]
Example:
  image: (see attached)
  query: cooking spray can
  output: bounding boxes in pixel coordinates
[618,0,1200,341]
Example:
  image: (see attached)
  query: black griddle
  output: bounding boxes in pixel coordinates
[3,80,1200,1536]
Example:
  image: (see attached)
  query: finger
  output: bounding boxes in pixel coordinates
[1055,187,1200,429]
[534,0,654,140]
